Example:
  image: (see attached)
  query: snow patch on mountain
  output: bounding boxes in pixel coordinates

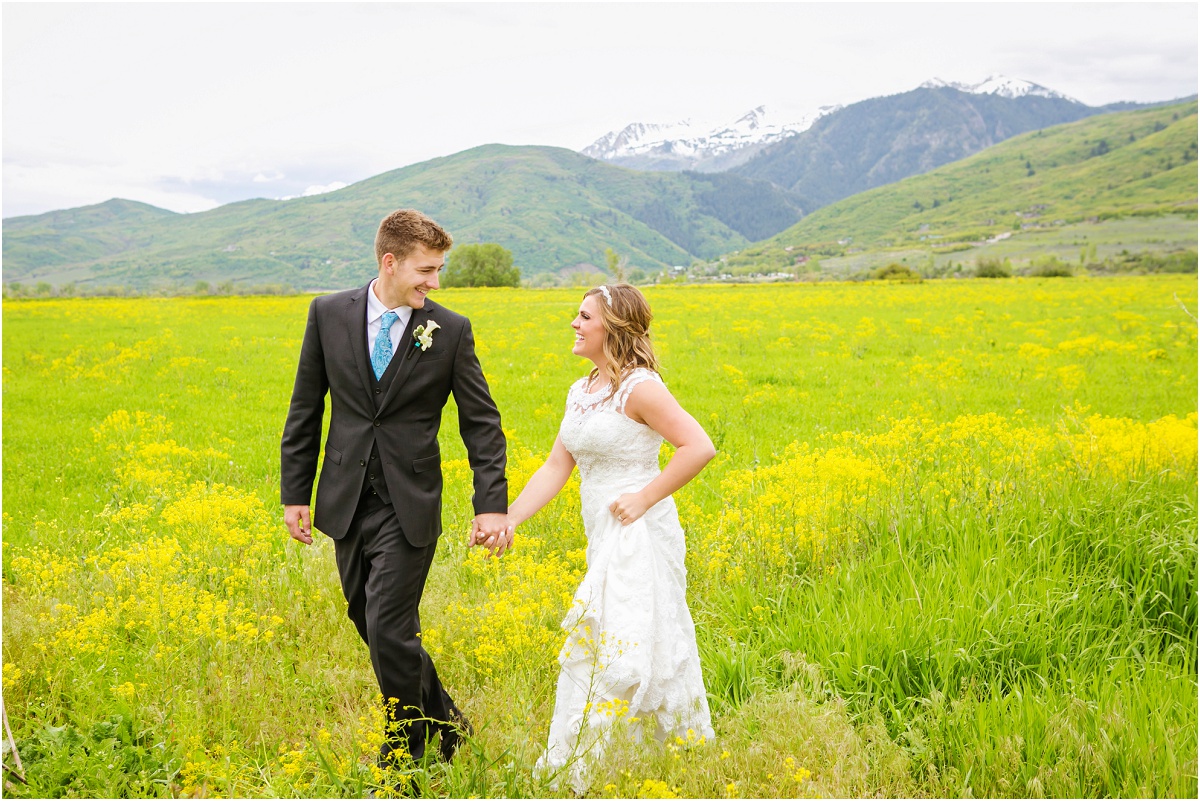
[921,74,1078,102]
[582,104,840,163]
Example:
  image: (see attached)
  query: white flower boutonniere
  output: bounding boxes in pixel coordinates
[408,320,441,359]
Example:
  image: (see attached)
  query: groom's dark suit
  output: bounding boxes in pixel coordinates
[280,284,506,761]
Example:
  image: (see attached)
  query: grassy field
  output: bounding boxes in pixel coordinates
[3,276,1197,798]
[812,216,1198,278]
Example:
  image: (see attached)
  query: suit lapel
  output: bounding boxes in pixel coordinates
[378,301,432,414]
[348,284,375,400]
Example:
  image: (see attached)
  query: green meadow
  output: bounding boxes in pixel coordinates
[3,276,1196,798]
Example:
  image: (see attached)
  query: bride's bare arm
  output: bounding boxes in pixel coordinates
[610,381,716,525]
[507,435,577,528]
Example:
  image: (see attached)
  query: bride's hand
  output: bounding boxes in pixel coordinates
[473,513,514,557]
[609,493,649,526]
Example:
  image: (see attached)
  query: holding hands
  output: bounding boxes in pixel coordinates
[471,512,514,557]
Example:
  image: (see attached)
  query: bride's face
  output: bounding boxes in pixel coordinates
[571,295,606,361]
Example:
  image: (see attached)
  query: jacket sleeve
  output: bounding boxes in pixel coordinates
[450,317,508,515]
[280,298,329,505]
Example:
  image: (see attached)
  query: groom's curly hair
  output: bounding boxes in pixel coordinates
[375,209,454,264]
[583,283,661,400]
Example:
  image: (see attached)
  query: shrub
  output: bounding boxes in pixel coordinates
[872,263,922,282]
[974,257,1012,278]
[1107,250,1198,274]
[1029,256,1073,278]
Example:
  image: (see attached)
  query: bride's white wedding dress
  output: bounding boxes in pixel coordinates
[535,368,714,790]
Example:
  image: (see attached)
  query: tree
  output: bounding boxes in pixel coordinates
[604,247,629,282]
[442,243,521,288]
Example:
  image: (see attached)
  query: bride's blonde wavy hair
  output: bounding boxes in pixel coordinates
[583,283,660,398]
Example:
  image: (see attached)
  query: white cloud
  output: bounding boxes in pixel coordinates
[302,182,348,197]
[3,2,1196,218]
[278,181,350,202]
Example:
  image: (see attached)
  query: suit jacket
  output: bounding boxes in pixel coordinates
[280,284,507,546]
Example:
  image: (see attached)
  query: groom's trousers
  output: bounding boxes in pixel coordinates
[334,488,456,763]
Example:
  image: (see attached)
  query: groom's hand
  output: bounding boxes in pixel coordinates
[285,504,313,545]
[472,513,513,557]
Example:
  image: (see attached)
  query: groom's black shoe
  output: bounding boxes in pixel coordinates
[438,703,473,761]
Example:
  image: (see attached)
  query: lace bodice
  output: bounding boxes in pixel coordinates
[560,368,665,515]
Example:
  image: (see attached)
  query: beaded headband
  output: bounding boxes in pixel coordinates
[598,285,613,306]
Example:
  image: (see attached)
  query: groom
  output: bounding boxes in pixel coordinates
[281,208,511,765]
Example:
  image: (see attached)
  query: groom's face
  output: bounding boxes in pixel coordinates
[381,244,445,309]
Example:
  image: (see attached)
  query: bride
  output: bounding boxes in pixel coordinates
[481,283,716,789]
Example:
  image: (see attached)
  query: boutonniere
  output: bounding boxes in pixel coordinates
[408,320,441,359]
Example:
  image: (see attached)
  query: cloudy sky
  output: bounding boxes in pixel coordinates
[3,1,1196,218]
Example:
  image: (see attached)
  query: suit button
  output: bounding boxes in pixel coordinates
[375,388,382,394]
[369,474,376,481]
[371,489,377,495]
[374,420,381,426]
[360,460,366,466]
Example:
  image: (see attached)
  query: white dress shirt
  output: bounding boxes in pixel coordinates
[366,279,413,359]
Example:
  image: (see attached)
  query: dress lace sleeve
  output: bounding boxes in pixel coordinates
[566,376,597,415]
[614,368,664,416]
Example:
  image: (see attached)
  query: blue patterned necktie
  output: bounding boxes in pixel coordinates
[371,311,400,380]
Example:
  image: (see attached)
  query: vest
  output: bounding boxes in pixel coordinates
[362,342,406,505]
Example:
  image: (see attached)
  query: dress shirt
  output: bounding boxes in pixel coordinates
[366,279,413,360]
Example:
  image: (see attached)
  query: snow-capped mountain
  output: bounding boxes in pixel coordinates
[921,74,1078,102]
[583,75,1083,174]
[582,104,841,172]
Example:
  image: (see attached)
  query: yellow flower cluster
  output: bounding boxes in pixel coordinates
[636,777,679,798]
[684,409,1197,591]
[1061,409,1198,477]
[7,409,290,712]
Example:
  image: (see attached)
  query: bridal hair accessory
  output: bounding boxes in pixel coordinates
[408,319,441,359]
[598,285,613,306]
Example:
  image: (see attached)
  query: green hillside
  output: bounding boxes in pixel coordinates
[743,101,1196,265]
[2,199,180,271]
[2,145,803,290]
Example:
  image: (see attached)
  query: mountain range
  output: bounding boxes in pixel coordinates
[581,104,842,173]
[581,75,1072,173]
[1,146,804,289]
[585,75,1189,213]
[743,99,1197,265]
[4,77,1194,291]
